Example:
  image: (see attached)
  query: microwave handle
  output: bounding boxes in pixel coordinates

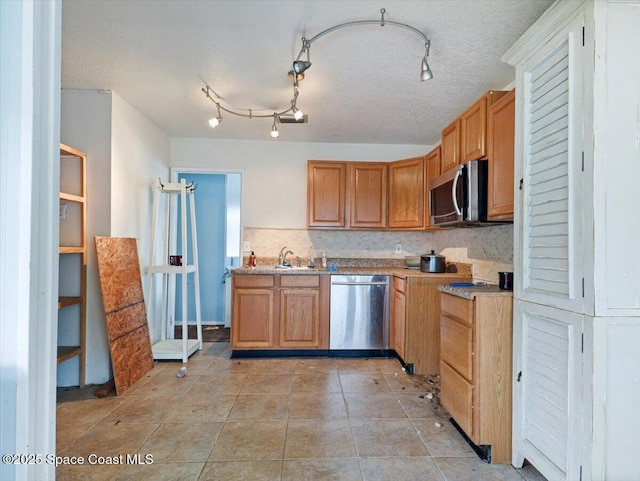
[452,167,462,216]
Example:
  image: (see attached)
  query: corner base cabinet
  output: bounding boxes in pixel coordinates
[439,290,513,464]
[391,274,471,374]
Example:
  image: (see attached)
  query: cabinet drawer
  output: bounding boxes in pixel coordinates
[441,293,474,325]
[441,361,473,438]
[393,276,407,294]
[280,274,320,288]
[440,314,473,381]
[234,274,275,288]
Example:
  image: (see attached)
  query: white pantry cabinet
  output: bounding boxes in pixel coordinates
[503,1,640,480]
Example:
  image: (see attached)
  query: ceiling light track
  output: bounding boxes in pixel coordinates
[202,7,432,139]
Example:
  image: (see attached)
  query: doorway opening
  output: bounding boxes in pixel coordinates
[170,168,242,330]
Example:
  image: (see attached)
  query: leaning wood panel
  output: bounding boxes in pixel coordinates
[94,237,145,313]
[95,237,153,395]
[104,302,148,344]
[110,325,154,395]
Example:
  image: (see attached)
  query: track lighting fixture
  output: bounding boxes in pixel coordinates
[420,42,433,81]
[292,105,304,121]
[202,7,432,139]
[293,60,312,75]
[208,104,223,128]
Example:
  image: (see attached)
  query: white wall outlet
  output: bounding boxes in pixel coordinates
[395,243,402,254]
[59,203,67,220]
[242,241,251,252]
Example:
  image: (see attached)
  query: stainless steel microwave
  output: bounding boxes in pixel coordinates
[429,159,489,226]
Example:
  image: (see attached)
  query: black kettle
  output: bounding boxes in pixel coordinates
[420,250,446,273]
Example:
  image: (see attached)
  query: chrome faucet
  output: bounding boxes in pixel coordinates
[278,247,294,266]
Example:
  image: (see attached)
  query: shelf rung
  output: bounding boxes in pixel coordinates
[58,296,82,308]
[60,192,85,203]
[59,246,85,254]
[57,346,82,364]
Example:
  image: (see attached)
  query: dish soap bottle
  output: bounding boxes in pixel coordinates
[321,251,327,269]
[248,251,256,268]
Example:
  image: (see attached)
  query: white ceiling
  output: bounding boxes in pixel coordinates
[61,0,552,145]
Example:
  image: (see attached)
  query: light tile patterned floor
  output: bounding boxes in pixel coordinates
[56,342,548,481]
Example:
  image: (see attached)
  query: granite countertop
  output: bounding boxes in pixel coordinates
[233,265,472,279]
[438,283,513,299]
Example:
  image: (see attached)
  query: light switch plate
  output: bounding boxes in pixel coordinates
[395,243,402,254]
[243,241,251,252]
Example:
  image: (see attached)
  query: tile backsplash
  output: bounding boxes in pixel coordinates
[243,224,513,284]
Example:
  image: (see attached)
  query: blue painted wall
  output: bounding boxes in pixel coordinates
[176,173,226,324]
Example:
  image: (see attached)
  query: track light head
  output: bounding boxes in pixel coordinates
[208,116,222,128]
[270,115,279,138]
[292,105,304,121]
[293,60,312,75]
[420,57,433,81]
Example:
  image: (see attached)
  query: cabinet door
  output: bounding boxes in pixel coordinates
[279,288,321,348]
[513,299,583,481]
[487,89,515,220]
[391,288,406,359]
[349,162,388,229]
[441,119,461,173]
[307,161,346,228]
[460,95,488,162]
[232,288,274,348]
[425,146,441,228]
[388,156,426,229]
[515,17,584,314]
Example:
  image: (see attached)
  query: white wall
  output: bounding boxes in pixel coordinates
[111,93,170,343]
[170,138,429,228]
[60,89,112,386]
[60,90,170,385]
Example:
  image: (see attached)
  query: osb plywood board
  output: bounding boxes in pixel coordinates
[94,236,145,313]
[95,236,153,395]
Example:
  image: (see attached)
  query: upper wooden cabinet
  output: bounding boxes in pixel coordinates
[460,90,509,163]
[308,160,387,229]
[487,89,515,220]
[348,162,388,229]
[441,119,461,173]
[425,146,441,229]
[307,161,346,228]
[388,156,426,230]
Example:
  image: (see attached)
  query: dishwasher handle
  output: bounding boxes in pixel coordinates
[331,281,389,286]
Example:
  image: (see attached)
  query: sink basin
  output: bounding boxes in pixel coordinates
[274,265,315,270]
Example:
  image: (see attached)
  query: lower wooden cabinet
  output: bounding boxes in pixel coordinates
[232,273,329,350]
[439,290,513,464]
[390,277,407,359]
[391,274,471,374]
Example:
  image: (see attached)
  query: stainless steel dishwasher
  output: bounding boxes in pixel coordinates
[329,275,389,350]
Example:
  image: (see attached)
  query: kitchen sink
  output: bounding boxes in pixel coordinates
[274,265,316,270]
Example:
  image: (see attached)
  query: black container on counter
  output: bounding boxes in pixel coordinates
[499,271,513,290]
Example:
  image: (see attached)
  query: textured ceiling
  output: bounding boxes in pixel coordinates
[61,0,553,145]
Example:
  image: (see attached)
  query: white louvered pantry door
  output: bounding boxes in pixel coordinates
[515,14,584,314]
[511,11,585,481]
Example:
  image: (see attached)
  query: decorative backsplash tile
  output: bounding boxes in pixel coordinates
[243,224,514,284]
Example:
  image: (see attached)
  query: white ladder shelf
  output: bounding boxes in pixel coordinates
[146,178,202,363]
